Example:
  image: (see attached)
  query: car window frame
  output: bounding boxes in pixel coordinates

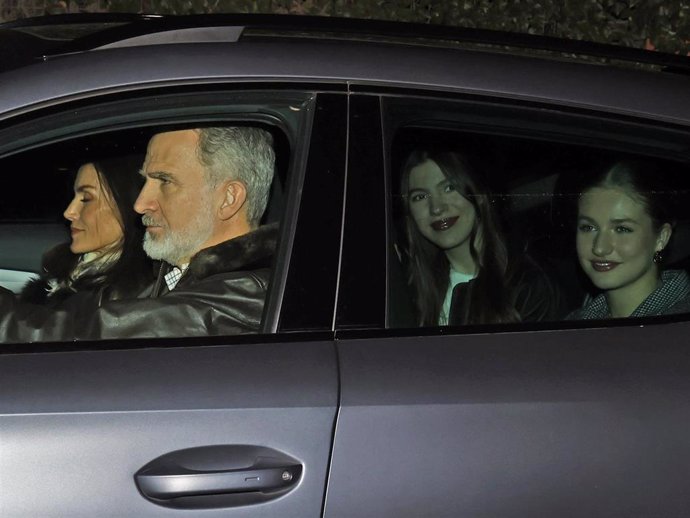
[0,85,347,350]
[335,87,690,336]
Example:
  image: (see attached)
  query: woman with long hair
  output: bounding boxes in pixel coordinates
[19,154,153,305]
[568,158,690,319]
[400,149,560,326]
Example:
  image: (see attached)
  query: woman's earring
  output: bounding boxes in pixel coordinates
[653,250,663,264]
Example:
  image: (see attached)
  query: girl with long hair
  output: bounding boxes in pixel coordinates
[401,149,559,326]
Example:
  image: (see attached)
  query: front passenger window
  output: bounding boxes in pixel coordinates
[0,121,292,344]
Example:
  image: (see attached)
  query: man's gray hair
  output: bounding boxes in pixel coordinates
[196,126,275,227]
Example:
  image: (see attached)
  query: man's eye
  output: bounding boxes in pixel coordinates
[150,173,173,185]
[615,226,633,233]
[578,224,595,232]
[443,183,456,193]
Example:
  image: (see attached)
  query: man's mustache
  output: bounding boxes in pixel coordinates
[141,215,163,227]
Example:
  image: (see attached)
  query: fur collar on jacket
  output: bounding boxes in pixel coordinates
[19,242,100,305]
[184,222,279,281]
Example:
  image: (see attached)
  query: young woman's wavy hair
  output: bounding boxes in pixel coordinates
[400,150,520,326]
[89,154,153,299]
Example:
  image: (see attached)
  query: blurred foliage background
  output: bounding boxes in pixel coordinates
[2,0,689,55]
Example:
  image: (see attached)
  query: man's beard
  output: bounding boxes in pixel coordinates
[142,202,215,266]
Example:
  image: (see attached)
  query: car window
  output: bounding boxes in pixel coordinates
[383,96,690,330]
[0,89,329,346]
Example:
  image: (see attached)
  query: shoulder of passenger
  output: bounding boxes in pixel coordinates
[195,268,271,291]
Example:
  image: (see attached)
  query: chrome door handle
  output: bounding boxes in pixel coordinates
[136,463,300,498]
[135,445,302,509]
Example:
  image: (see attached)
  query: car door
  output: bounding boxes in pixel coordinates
[0,89,347,517]
[325,91,690,517]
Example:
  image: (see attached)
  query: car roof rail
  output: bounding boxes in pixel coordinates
[2,13,689,74]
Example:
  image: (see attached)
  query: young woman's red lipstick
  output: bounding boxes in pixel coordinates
[591,261,620,272]
[431,216,458,231]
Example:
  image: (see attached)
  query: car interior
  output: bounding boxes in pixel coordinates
[1,107,689,331]
[387,125,690,328]
[0,121,291,302]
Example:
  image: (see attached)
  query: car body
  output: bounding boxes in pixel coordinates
[1,13,690,517]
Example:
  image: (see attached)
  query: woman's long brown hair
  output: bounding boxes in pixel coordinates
[400,150,520,326]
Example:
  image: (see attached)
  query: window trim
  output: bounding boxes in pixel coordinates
[374,91,690,335]
[0,87,332,350]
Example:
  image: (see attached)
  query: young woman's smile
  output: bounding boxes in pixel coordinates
[590,260,621,272]
[431,216,459,231]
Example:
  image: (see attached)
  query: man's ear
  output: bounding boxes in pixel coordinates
[219,180,247,221]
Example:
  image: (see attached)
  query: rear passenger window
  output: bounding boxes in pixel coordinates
[384,97,690,330]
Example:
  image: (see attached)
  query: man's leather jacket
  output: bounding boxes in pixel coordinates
[0,223,278,344]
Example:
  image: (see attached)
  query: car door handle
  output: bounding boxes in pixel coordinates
[136,463,301,498]
[134,445,303,509]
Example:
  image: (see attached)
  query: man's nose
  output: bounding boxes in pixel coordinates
[134,181,156,215]
[63,198,78,221]
[593,231,614,256]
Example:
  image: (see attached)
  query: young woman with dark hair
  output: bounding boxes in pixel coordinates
[400,149,561,326]
[20,154,154,306]
[568,158,690,319]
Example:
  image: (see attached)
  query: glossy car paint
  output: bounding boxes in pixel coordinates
[0,341,337,517]
[327,326,690,517]
[1,39,690,127]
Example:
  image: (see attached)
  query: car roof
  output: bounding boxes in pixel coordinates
[1,13,690,127]
[3,13,690,71]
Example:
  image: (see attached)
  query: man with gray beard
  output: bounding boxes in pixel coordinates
[127,126,278,332]
[0,126,278,342]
